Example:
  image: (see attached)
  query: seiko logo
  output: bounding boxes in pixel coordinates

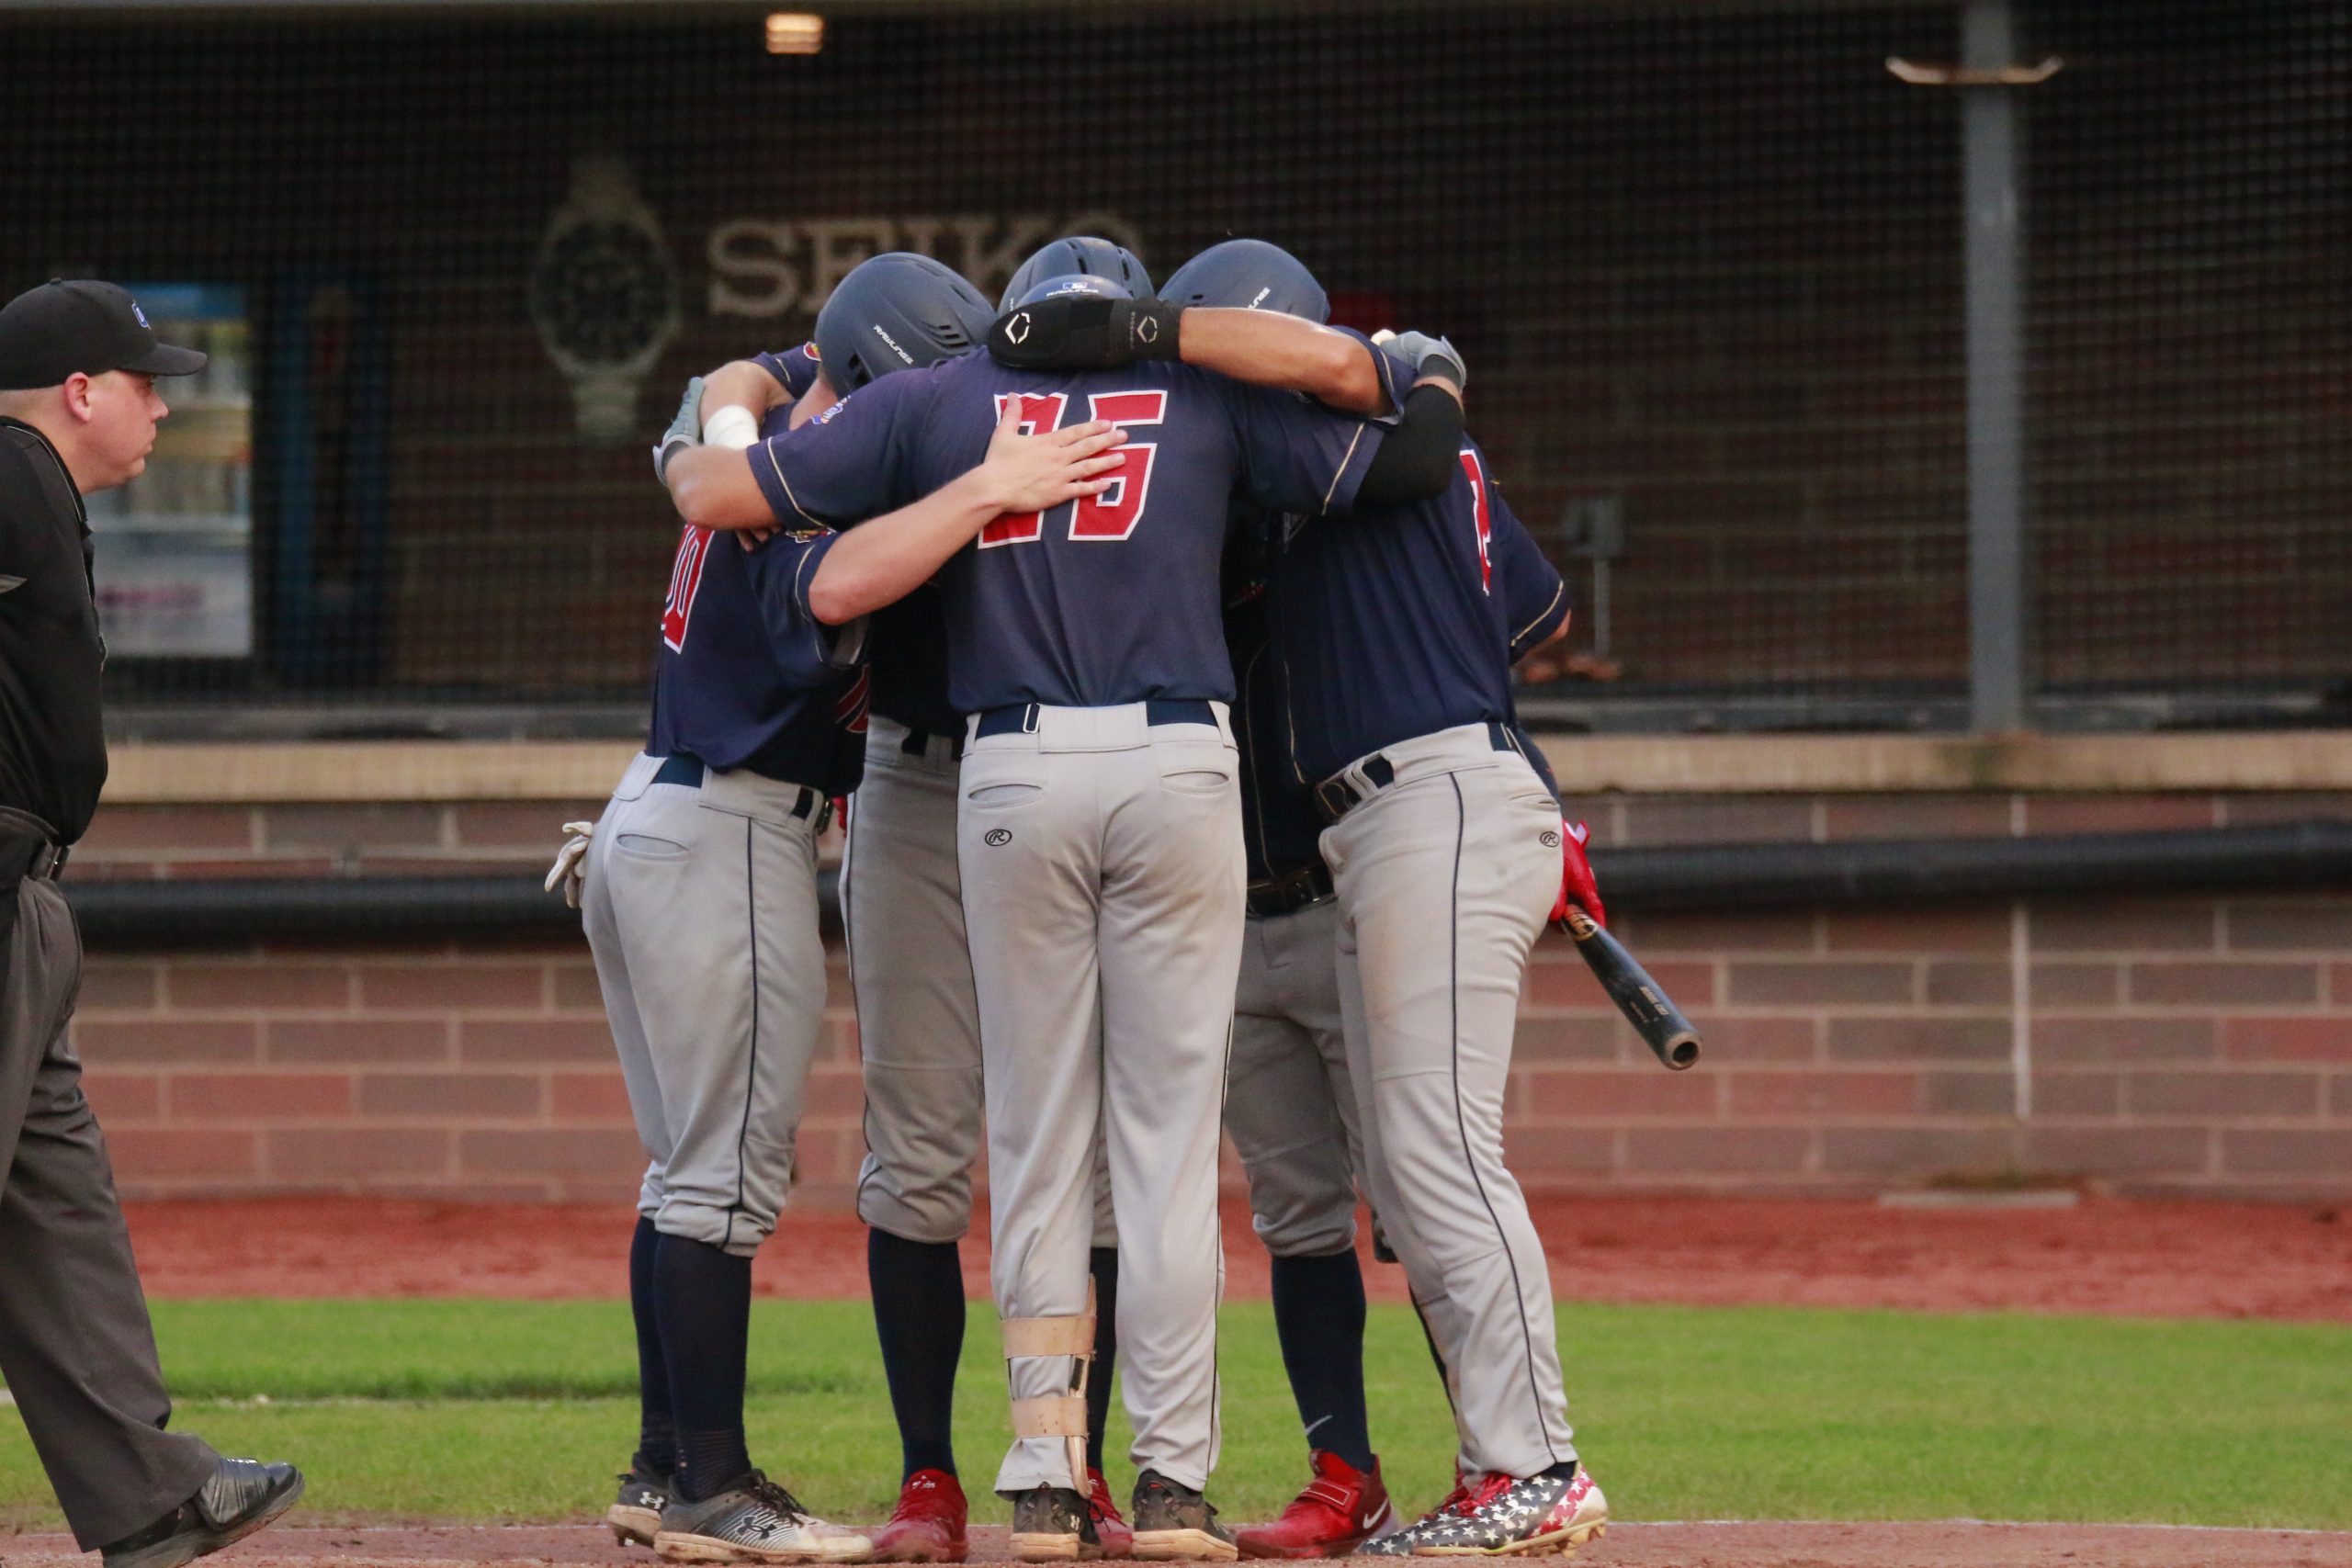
[984,828,1012,847]
[871,323,913,365]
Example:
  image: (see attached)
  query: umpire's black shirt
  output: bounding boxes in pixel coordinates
[0,414,107,843]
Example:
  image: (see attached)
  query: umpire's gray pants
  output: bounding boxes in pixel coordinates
[582,754,829,1257]
[2,869,220,1549]
[1226,897,1365,1259]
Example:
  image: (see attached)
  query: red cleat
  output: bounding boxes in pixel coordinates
[1087,1468,1135,1559]
[869,1469,968,1562]
[1236,1451,1395,1560]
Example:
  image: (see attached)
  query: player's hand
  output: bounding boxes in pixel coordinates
[978,399,1128,515]
[1385,330,1466,392]
[545,820,596,909]
[653,376,706,484]
[1549,818,1607,931]
[989,295,1183,371]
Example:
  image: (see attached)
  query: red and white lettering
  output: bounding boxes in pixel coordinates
[1458,448,1493,594]
[978,392,1070,547]
[662,525,714,651]
[1069,389,1165,542]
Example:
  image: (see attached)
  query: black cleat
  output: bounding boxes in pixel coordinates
[100,1458,305,1568]
[1009,1483,1102,1562]
[1129,1470,1235,1562]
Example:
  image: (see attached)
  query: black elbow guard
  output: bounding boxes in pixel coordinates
[1355,385,1465,506]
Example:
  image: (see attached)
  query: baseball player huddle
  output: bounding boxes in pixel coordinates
[554,234,1611,1565]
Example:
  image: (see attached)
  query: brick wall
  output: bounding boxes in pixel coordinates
[64,791,2352,1201]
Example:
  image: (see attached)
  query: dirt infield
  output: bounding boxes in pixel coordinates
[6,1523,2352,1568]
[120,1194,2352,1320]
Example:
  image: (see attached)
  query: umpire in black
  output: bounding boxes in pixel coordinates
[0,280,301,1568]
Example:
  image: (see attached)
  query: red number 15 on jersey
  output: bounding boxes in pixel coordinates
[979,390,1164,548]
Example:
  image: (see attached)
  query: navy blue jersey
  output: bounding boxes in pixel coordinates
[754,344,821,400]
[1223,537,1326,884]
[1266,435,1569,784]
[866,588,960,735]
[643,351,865,793]
[747,351,1392,716]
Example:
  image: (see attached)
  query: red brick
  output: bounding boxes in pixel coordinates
[2030,1072,2120,1117]
[1526,1069,1719,1118]
[2032,900,2218,953]
[2221,1129,2352,1176]
[1510,1015,1629,1063]
[1501,1125,1619,1175]
[359,964,548,1010]
[82,1072,162,1121]
[171,1073,353,1119]
[459,1128,648,1179]
[1730,1071,1917,1117]
[1920,1071,2017,1116]
[1729,961,1914,1006]
[1825,907,2010,953]
[1827,1017,2010,1063]
[358,1072,545,1118]
[2033,1017,2219,1064]
[266,1128,451,1180]
[1619,797,1816,847]
[168,964,352,1010]
[2337,964,2352,1005]
[79,963,159,1010]
[155,857,342,880]
[449,802,609,849]
[1624,1126,1810,1175]
[550,1072,636,1121]
[72,1020,258,1065]
[107,1128,259,1179]
[1924,960,2007,1005]
[2033,964,2120,1007]
[2129,963,2319,1008]
[2226,901,2352,952]
[1528,960,1716,1010]
[2219,793,2352,827]
[552,964,605,1010]
[76,806,254,853]
[2126,1072,2321,1119]
[1618,910,1816,953]
[2025,1127,2211,1178]
[268,1019,451,1065]
[1820,1125,2017,1177]
[1821,795,2015,841]
[2026,796,2218,835]
[1684,1015,1818,1062]
[263,804,448,852]
[460,1020,615,1063]
[2330,1075,2352,1119]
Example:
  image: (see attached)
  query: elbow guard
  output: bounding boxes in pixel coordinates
[1356,385,1464,506]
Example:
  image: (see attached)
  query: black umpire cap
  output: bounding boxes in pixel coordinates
[0,279,208,390]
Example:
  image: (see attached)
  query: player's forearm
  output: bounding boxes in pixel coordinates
[1178,310,1385,415]
[698,362,786,432]
[804,468,1003,626]
[667,446,779,531]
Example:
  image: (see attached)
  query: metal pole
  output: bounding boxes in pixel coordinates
[1963,0,2029,732]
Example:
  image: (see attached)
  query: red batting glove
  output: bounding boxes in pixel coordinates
[1549,818,1606,930]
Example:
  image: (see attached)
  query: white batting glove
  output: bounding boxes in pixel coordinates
[545,820,597,908]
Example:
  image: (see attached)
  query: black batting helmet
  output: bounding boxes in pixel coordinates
[1000,236,1149,312]
[815,253,993,396]
[1159,239,1329,324]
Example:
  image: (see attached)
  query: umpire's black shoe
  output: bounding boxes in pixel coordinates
[1008,1483,1102,1562]
[1129,1470,1235,1562]
[101,1458,305,1568]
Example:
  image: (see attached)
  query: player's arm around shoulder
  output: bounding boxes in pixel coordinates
[802,400,1125,626]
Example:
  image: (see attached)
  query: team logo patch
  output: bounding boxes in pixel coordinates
[810,398,850,425]
[984,828,1012,847]
[1541,829,1562,849]
[1004,310,1032,345]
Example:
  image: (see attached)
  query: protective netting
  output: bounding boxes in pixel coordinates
[0,2,2342,728]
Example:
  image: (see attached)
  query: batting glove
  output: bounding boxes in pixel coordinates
[652,375,706,484]
[1549,818,1607,930]
[989,294,1183,371]
[545,820,596,909]
[1383,329,1466,391]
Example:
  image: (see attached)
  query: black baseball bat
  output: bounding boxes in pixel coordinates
[1559,907,1702,1071]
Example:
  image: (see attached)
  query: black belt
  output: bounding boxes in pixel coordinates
[1247,861,1333,919]
[1313,721,1520,825]
[898,727,966,761]
[974,699,1218,739]
[0,807,68,884]
[651,754,827,824]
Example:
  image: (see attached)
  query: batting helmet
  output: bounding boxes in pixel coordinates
[814,253,993,397]
[1012,272,1134,309]
[1159,239,1329,324]
[1000,236,1150,312]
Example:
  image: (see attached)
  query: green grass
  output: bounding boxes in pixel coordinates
[5,1300,2348,1532]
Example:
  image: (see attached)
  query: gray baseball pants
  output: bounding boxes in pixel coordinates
[2,840,219,1549]
[1322,725,1578,1480]
[582,753,830,1257]
[958,703,1244,1496]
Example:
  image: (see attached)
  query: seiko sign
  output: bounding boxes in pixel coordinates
[707,211,1147,318]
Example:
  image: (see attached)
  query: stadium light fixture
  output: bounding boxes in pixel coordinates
[766,13,824,54]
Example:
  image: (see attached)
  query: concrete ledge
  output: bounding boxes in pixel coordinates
[98,732,2352,804]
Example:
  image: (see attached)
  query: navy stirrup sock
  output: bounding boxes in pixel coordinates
[628,1217,677,1480]
[654,1233,753,1501]
[1086,1247,1120,1475]
[868,1228,967,1481]
[1272,1249,1375,1473]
